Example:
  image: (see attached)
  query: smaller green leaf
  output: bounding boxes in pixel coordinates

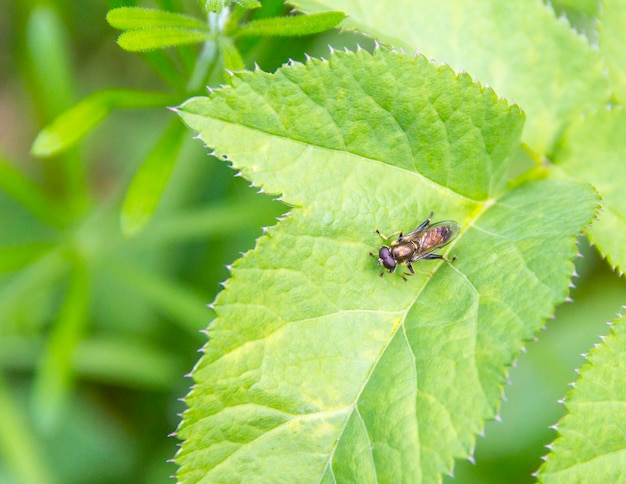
[599,0,626,102]
[31,90,178,157]
[203,0,261,13]
[538,313,626,483]
[107,7,208,31]
[554,107,626,274]
[0,244,54,274]
[236,11,346,37]
[0,373,55,484]
[31,260,89,430]
[121,120,187,237]
[218,36,244,71]
[116,28,212,52]
[26,6,73,120]
[105,259,211,334]
[206,0,225,13]
[73,337,183,390]
[236,0,262,9]
[0,249,68,329]
[0,154,66,227]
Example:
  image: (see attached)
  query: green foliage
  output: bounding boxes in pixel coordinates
[2,0,625,483]
[203,0,261,14]
[292,0,609,155]
[121,120,187,236]
[107,7,212,51]
[538,313,626,482]
[31,90,177,156]
[600,0,626,103]
[234,11,347,37]
[553,107,626,273]
[174,48,598,482]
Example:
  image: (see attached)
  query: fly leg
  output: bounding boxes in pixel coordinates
[411,211,434,233]
[375,229,403,241]
[401,262,416,281]
[421,253,457,263]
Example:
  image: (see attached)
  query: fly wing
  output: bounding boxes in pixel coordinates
[416,220,460,254]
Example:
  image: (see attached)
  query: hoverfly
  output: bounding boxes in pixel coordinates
[370,212,459,279]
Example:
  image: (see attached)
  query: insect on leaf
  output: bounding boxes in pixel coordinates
[174,48,598,483]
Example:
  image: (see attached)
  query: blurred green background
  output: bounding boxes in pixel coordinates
[0,1,624,483]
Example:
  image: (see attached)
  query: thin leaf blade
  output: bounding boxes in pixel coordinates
[235,11,347,37]
[107,7,209,31]
[116,28,212,52]
[31,90,178,157]
[121,120,187,237]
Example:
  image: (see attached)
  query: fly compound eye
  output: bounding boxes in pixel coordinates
[377,248,395,270]
[382,257,396,270]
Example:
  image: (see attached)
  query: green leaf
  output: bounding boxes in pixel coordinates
[107,7,209,31]
[0,373,55,484]
[537,313,626,482]
[218,36,245,71]
[116,28,212,52]
[0,244,54,274]
[203,0,261,13]
[121,120,187,237]
[551,0,599,16]
[31,89,178,157]
[290,0,609,154]
[599,0,626,103]
[31,260,89,430]
[206,0,225,13]
[0,154,66,227]
[107,7,212,51]
[173,48,598,482]
[235,11,347,37]
[236,0,262,9]
[72,337,183,390]
[553,107,626,274]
